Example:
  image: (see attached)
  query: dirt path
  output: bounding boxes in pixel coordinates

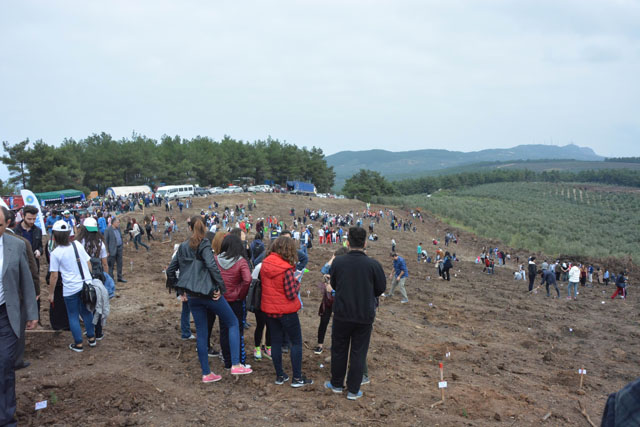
[17,193,638,426]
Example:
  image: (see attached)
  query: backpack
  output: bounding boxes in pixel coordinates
[246,277,262,313]
[72,242,97,312]
[444,257,453,269]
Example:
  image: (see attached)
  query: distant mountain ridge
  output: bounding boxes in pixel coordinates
[326,144,604,188]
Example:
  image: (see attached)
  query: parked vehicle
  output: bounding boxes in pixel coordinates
[156,184,195,200]
[194,187,208,196]
[223,185,243,194]
[208,187,224,194]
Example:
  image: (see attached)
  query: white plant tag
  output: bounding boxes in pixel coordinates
[578,369,587,375]
[35,400,47,410]
[438,381,448,389]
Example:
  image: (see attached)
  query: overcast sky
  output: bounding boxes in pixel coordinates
[1,0,639,181]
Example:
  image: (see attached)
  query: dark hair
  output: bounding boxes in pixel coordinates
[229,228,243,239]
[23,205,38,216]
[347,227,366,248]
[280,230,292,237]
[390,252,397,257]
[220,234,246,260]
[254,233,262,241]
[1,207,15,228]
[189,216,206,251]
[205,231,215,243]
[445,251,450,257]
[334,246,349,257]
[53,230,71,246]
[83,229,106,258]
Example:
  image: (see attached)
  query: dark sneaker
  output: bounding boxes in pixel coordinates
[361,375,370,385]
[208,348,220,358]
[313,346,323,355]
[275,374,290,385]
[291,375,313,388]
[347,391,363,400]
[88,339,97,347]
[324,381,343,393]
[96,333,105,341]
[69,343,84,353]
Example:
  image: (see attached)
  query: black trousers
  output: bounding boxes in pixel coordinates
[0,305,18,427]
[253,310,271,348]
[317,306,332,344]
[107,245,123,280]
[528,275,535,291]
[330,318,372,394]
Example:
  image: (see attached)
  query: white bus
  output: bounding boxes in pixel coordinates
[156,184,195,200]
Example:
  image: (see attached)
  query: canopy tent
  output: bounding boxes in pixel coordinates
[105,185,152,198]
[35,189,85,205]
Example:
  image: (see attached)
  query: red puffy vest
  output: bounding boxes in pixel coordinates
[260,253,301,315]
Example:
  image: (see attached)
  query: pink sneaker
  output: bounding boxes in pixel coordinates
[202,373,222,383]
[230,365,253,375]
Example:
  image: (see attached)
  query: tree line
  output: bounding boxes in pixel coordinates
[605,157,640,163]
[1,133,336,194]
[342,167,640,201]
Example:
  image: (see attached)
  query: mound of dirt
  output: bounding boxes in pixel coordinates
[17,193,638,426]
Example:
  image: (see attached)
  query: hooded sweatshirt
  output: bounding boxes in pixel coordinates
[215,253,251,302]
[568,265,581,283]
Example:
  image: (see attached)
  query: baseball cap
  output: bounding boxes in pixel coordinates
[83,217,98,232]
[52,220,70,232]
[63,210,71,215]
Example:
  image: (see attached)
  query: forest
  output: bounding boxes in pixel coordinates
[0,133,336,194]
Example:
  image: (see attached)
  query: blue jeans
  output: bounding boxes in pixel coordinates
[133,234,149,251]
[188,295,240,375]
[568,281,579,298]
[103,272,116,298]
[266,313,302,379]
[180,301,192,339]
[63,291,95,344]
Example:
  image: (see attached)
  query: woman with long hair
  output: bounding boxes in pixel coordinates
[47,220,96,352]
[166,216,252,382]
[215,234,252,369]
[260,236,312,388]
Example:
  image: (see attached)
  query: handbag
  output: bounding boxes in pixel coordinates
[246,277,262,313]
[72,242,97,312]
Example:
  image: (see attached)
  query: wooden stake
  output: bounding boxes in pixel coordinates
[578,400,597,427]
[430,362,446,408]
[578,367,586,389]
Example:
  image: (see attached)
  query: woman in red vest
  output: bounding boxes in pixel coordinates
[260,236,313,388]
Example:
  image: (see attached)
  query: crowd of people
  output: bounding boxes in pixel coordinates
[0,192,635,426]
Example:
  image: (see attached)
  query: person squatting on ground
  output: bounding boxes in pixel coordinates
[166,216,252,383]
[325,226,386,400]
[388,252,409,303]
[259,236,313,388]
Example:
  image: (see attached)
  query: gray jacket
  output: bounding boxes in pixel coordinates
[91,278,110,326]
[2,233,38,337]
[104,226,122,256]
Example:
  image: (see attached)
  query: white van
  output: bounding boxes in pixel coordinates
[156,185,195,200]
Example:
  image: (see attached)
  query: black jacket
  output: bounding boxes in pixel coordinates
[14,223,43,256]
[167,238,226,296]
[330,250,386,325]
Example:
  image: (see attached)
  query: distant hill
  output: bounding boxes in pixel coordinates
[327,144,604,188]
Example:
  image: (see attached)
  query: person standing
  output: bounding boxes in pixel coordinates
[105,217,126,283]
[417,243,422,263]
[0,206,39,427]
[325,227,386,400]
[260,236,312,388]
[611,272,627,300]
[389,252,409,303]
[14,205,43,271]
[568,263,580,300]
[528,257,537,292]
[4,209,39,371]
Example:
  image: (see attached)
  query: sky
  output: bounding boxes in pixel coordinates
[1,0,639,182]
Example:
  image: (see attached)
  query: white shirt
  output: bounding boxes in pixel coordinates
[50,242,92,297]
[0,235,4,305]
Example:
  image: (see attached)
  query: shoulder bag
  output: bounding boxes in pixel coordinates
[72,242,97,312]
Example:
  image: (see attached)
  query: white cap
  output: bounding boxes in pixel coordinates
[52,220,71,232]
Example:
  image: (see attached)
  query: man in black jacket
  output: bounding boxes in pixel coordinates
[325,227,386,400]
[14,205,43,271]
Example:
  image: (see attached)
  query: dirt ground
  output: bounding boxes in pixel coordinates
[16,193,639,426]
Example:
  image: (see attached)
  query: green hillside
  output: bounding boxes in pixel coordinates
[384,182,640,263]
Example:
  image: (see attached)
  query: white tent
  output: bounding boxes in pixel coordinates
[105,185,152,198]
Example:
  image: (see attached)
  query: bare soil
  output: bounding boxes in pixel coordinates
[17,193,639,426]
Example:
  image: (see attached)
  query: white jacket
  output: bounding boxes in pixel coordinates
[568,266,581,283]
